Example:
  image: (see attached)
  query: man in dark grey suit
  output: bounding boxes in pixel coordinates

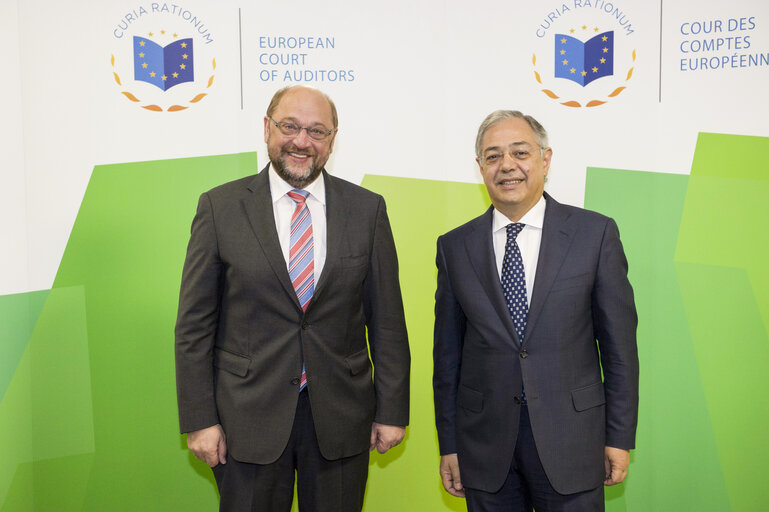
[433,110,638,511]
[175,85,410,511]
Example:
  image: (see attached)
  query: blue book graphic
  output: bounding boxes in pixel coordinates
[554,31,614,86]
[133,36,194,91]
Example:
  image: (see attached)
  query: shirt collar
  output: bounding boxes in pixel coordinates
[268,163,326,206]
[492,194,547,233]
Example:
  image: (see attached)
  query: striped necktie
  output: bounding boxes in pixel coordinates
[287,189,314,390]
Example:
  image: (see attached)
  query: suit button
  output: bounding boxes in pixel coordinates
[301,322,308,330]
[291,378,301,385]
[520,349,528,359]
[514,396,522,404]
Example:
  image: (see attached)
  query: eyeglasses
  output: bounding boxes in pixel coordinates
[269,117,335,141]
[482,145,546,166]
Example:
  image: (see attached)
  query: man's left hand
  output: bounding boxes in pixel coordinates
[604,446,630,486]
[369,423,406,454]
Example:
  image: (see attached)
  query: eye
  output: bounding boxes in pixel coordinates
[308,127,325,137]
[280,122,299,132]
[514,151,530,159]
[485,154,501,163]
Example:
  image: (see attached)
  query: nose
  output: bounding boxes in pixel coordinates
[292,128,312,147]
[500,152,517,171]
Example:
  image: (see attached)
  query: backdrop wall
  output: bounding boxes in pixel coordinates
[1,0,768,510]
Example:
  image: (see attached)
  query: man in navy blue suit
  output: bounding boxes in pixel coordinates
[433,110,638,511]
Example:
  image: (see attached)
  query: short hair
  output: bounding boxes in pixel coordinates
[474,110,549,158]
[266,86,339,129]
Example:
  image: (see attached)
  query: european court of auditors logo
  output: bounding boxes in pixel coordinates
[110,4,217,112]
[531,0,637,108]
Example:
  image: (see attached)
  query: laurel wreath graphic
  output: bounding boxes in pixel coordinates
[532,50,636,108]
[110,54,216,112]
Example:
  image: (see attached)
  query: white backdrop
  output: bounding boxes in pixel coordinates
[2,0,768,294]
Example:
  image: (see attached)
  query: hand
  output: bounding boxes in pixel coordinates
[369,422,406,454]
[604,446,630,486]
[187,424,227,467]
[440,453,465,498]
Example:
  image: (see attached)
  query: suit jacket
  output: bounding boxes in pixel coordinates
[175,166,410,464]
[433,193,638,494]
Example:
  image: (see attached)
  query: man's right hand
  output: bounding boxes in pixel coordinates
[440,453,465,498]
[187,424,227,467]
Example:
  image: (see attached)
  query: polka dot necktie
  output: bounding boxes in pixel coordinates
[501,223,528,342]
[287,189,314,390]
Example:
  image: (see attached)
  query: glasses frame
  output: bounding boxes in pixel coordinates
[268,117,335,141]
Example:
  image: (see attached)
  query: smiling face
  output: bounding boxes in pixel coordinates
[477,117,552,222]
[264,86,336,188]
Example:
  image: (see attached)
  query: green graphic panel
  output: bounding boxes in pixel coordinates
[674,133,769,511]
[586,168,730,512]
[4,139,766,510]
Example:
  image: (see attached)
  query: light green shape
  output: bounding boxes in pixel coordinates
[1,286,93,510]
[0,290,49,401]
[361,175,489,512]
[586,168,731,512]
[674,132,769,511]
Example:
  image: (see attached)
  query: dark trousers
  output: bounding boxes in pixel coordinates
[212,391,369,512]
[465,406,604,512]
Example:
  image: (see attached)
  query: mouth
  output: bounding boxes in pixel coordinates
[499,178,524,187]
[283,147,315,164]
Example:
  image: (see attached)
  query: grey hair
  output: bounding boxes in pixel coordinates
[474,110,549,158]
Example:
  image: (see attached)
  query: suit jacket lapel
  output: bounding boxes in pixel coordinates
[243,165,302,310]
[465,207,519,346]
[526,193,575,340]
[312,170,344,302]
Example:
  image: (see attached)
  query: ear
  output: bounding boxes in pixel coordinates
[542,147,553,177]
[476,157,486,177]
[328,129,338,153]
[263,117,270,144]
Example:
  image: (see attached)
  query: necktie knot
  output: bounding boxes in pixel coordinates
[287,189,309,205]
[506,222,525,240]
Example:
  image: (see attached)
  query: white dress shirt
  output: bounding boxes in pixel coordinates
[492,195,547,306]
[268,165,327,279]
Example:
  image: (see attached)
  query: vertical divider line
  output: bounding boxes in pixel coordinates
[659,0,663,103]
[239,8,244,109]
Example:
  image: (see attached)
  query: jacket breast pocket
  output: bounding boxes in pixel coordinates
[340,254,368,268]
[550,272,590,293]
[571,381,606,412]
[214,347,251,377]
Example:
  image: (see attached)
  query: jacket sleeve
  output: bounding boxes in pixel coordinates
[174,193,222,433]
[592,218,639,450]
[362,196,411,426]
[432,235,467,455]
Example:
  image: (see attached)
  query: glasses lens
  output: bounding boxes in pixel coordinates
[306,128,329,141]
[278,122,299,136]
